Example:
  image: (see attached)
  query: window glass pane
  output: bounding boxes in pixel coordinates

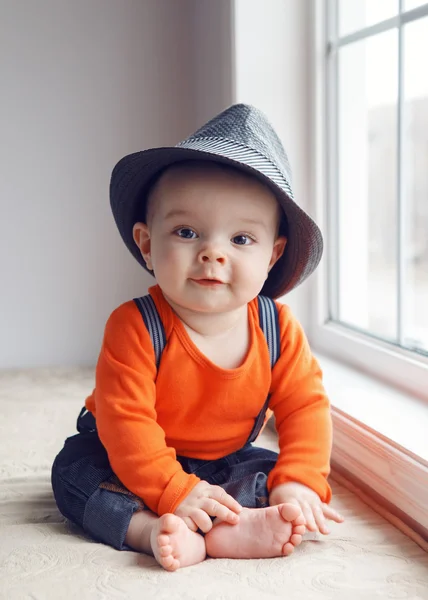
[336,31,398,340]
[402,17,428,352]
[403,0,428,10]
[338,0,398,37]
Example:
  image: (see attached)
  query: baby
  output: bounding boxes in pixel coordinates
[51,104,343,571]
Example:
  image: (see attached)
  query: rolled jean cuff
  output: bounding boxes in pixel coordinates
[83,487,140,550]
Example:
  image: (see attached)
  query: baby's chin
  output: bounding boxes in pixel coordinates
[162,285,260,315]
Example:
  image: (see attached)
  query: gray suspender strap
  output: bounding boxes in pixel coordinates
[257,295,280,368]
[76,295,167,433]
[246,295,280,444]
[134,295,167,370]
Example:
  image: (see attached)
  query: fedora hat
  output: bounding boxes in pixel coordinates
[110,103,323,298]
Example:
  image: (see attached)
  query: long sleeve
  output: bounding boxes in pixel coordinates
[89,301,200,515]
[267,303,332,503]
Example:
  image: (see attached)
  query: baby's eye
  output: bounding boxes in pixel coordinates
[232,234,253,245]
[175,227,197,239]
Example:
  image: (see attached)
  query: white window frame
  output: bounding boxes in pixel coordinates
[309,0,428,403]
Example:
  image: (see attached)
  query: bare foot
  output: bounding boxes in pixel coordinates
[150,514,207,571]
[205,503,306,559]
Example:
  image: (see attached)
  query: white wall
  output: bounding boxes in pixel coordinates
[191,0,234,128]
[233,0,312,325]
[0,0,230,369]
[1,0,311,368]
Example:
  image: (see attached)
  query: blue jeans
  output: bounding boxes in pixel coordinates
[51,422,278,551]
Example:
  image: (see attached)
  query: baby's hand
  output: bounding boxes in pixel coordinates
[269,481,344,535]
[174,481,242,533]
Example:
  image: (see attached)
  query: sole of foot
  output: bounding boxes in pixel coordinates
[205,503,306,559]
[150,514,206,571]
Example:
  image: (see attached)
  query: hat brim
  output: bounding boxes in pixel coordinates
[110,146,323,298]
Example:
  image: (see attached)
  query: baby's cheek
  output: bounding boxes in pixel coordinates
[240,255,269,284]
[153,243,179,268]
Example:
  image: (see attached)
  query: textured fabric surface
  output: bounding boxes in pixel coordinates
[1,367,428,600]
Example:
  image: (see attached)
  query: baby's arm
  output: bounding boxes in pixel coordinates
[92,302,213,518]
[267,304,341,531]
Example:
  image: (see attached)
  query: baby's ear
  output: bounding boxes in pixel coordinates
[268,236,287,272]
[132,222,152,270]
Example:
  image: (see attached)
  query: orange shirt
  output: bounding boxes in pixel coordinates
[86,285,332,516]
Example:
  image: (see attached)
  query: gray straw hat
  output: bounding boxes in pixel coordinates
[110,103,323,298]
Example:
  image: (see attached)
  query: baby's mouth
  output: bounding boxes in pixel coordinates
[191,278,224,286]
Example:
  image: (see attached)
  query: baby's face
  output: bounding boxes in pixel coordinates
[134,163,286,314]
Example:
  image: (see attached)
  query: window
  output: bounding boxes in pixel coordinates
[311,0,428,399]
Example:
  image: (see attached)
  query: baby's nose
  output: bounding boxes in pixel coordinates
[198,245,227,264]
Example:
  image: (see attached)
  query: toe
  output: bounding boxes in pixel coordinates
[279,503,302,523]
[157,534,170,547]
[161,554,179,571]
[159,544,173,557]
[282,542,295,556]
[161,514,180,534]
[293,524,306,536]
[293,513,306,527]
[290,533,302,547]
[169,558,180,571]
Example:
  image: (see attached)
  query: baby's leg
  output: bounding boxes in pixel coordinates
[52,432,205,571]
[125,511,206,572]
[192,445,305,558]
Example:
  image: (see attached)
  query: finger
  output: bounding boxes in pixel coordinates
[313,505,330,535]
[280,497,301,510]
[203,498,240,525]
[190,509,214,534]
[322,504,345,523]
[181,516,198,532]
[302,503,317,532]
[207,486,242,514]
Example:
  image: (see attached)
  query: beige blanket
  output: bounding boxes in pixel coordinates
[1,367,427,599]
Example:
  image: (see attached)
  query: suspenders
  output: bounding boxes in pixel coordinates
[133,294,280,444]
[78,294,280,443]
